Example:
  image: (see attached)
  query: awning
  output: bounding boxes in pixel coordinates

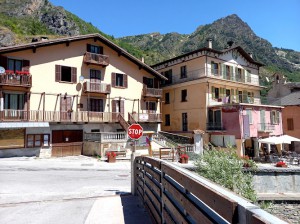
[258,135,300,144]
[0,122,49,129]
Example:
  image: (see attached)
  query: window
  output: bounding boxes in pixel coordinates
[8,58,22,72]
[246,70,251,82]
[165,114,170,126]
[87,44,103,54]
[181,89,187,102]
[180,65,187,78]
[165,92,170,104]
[0,129,25,149]
[182,113,188,131]
[236,68,242,81]
[161,69,172,85]
[4,93,25,110]
[55,65,77,83]
[271,110,280,124]
[112,73,127,88]
[246,109,253,124]
[143,77,154,88]
[211,62,219,75]
[146,101,156,111]
[287,118,294,130]
[211,86,220,99]
[90,69,101,82]
[27,134,50,148]
[89,98,104,112]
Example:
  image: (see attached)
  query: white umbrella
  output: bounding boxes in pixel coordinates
[278,135,300,144]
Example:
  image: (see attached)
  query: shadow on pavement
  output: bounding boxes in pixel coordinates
[120,194,152,224]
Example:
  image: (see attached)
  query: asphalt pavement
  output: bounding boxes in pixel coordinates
[0,156,151,224]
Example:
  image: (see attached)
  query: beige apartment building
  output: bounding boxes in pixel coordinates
[0,34,166,157]
[153,39,283,156]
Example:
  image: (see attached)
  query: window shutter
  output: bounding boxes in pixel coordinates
[123,74,128,88]
[143,77,147,85]
[242,69,245,82]
[55,65,61,82]
[154,78,159,88]
[71,67,77,83]
[111,72,116,87]
[230,66,233,80]
[87,44,91,52]
[111,100,116,112]
[0,55,7,69]
[120,100,124,114]
[22,60,30,72]
[221,64,226,78]
[99,46,103,55]
[211,86,215,98]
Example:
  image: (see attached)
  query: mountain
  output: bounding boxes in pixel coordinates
[0,1,299,82]
[119,14,300,82]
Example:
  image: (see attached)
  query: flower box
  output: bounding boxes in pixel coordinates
[106,151,117,163]
[179,154,189,164]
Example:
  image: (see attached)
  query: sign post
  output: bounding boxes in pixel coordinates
[128,124,143,195]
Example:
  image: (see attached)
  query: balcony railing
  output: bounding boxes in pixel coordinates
[83,52,109,66]
[83,81,111,94]
[162,67,260,86]
[206,122,225,131]
[142,85,163,98]
[0,73,32,87]
[258,123,275,132]
[84,132,127,143]
[130,112,162,123]
[0,110,120,123]
[209,94,272,105]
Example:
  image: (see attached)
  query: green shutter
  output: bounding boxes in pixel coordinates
[221,64,226,78]
[212,86,215,99]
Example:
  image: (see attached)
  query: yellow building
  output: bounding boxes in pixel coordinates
[0,34,166,157]
[153,39,283,156]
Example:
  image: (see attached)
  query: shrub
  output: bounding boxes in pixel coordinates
[194,147,257,202]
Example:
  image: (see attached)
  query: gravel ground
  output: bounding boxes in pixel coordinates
[263,202,300,224]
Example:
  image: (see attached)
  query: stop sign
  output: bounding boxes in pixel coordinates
[128,124,143,139]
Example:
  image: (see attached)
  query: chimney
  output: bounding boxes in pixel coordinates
[207,38,213,49]
[248,52,253,58]
[141,57,145,63]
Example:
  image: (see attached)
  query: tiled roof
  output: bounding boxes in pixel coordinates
[0,33,167,80]
[271,91,300,106]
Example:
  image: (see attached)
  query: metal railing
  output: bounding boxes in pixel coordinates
[207,122,226,131]
[0,73,32,87]
[258,123,275,132]
[83,52,109,66]
[83,81,111,94]
[142,85,163,98]
[162,67,260,86]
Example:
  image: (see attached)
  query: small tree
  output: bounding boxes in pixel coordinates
[194,146,257,202]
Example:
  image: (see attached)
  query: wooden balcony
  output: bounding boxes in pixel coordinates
[83,52,109,66]
[130,112,162,123]
[142,85,163,98]
[0,110,120,123]
[83,81,111,94]
[0,73,32,88]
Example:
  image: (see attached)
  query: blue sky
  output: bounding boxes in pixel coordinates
[50,0,300,51]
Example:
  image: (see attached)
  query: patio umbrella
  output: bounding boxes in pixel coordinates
[278,135,300,144]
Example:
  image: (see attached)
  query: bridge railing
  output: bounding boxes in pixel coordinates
[134,156,287,224]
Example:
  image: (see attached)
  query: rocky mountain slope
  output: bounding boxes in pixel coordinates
[0,0,299,82]
[119,15,300,82]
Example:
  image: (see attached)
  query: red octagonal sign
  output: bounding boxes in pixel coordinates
[128,124,143,139]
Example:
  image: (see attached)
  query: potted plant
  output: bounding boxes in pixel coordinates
[276,161,287,168]
[179,154,189,164]
[106,151,117,163]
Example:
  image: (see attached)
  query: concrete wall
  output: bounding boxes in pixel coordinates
[253,169,300,195]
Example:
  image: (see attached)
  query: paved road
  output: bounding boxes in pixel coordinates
[0,156,150,224]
